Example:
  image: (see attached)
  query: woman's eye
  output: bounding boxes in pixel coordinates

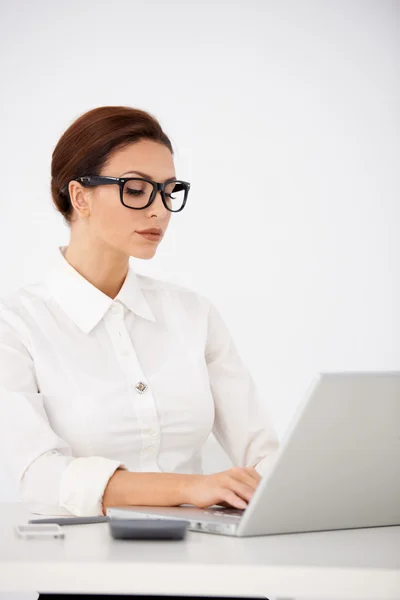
[126,189,144,196]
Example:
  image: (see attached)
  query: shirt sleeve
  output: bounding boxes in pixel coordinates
[205,299,280,476]
[0,308,127,516]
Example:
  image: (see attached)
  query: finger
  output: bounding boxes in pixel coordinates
[245,466,262,482]
[220,490,248,510]
[228,478,255,503]
[217,500,232,508]
[230,467,260,490]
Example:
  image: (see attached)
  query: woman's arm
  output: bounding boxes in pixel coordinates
[102,466,264,514]
[0,307,125,516]
[101,469,191,514]
[204,298,280,472]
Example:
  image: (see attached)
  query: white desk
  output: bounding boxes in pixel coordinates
[0,503,399,599]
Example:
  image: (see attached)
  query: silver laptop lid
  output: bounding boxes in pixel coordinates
[237,371,400,536]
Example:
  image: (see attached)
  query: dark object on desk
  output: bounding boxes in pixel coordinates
[29,516,109,525]
[108,517,189,540]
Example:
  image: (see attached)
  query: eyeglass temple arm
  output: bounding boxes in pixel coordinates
[61,176,118,194]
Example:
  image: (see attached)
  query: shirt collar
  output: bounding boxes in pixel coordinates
[44,245,156,334]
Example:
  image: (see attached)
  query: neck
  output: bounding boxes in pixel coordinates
[63,233,129,300]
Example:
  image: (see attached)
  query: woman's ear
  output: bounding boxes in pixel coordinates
[69,181,91,219]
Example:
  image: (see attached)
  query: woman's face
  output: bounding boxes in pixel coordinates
[70,139,175,260]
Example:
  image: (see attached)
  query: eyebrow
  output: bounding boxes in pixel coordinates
[121,170,176,182]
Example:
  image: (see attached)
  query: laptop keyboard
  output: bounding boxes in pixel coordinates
[204,507,244,518]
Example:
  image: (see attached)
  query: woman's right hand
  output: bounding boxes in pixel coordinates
[182,467,262,510]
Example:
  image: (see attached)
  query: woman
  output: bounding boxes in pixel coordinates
[0,105,278,598]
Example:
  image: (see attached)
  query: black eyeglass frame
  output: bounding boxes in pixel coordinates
[60,175,190,212]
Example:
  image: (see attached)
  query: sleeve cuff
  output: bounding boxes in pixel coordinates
[59,456,128,516]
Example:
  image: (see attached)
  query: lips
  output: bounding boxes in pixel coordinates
[136,228,162,235]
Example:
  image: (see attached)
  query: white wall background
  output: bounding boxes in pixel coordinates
[0,0,398,505]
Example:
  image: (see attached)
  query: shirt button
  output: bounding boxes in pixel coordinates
[147,446,155,453]
[148,427,157,437]
[135,381,148,393]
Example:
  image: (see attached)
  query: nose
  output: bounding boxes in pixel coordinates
[148,189,169,215]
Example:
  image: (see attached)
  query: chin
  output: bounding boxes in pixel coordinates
[130,247,158,260]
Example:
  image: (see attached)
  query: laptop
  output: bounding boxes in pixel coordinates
[107,371,400,537]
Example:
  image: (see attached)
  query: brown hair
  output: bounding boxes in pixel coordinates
[51,106,174,226]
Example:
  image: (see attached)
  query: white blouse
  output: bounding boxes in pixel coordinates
[0,245,279,516]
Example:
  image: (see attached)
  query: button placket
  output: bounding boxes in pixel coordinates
[105,310,161,470]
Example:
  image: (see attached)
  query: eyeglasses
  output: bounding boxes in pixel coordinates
[60,175,190,212]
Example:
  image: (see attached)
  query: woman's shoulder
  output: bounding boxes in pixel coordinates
[0,281,48,314]
[0,282,48,344]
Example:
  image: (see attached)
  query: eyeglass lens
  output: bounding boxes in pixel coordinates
[122,179,187,211]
